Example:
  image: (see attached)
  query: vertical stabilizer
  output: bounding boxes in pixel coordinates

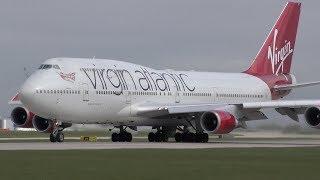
[245,2,301,76]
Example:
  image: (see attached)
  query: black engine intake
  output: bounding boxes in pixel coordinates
[305,107,320,128]
[11,107,33,128]
[32,115,54,133]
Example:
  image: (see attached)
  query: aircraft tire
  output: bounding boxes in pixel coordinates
[56,132,64,143]
[201,133,209,143]
[125,132,132,142]
[111,133,119,142]
[148,132,155,142]
[174,132,182,142]
[154,132,162,142]
[50,133,56,143]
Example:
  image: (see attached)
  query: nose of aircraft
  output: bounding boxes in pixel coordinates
[19,71,59,119]
[19,76,37,108]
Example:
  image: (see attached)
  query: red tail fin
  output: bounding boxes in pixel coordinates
[245,2,301,76]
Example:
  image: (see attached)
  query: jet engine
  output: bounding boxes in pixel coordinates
[200,110,238,134]
[32,115,54,133]
[304,107,320,128]
[11,107,34,128]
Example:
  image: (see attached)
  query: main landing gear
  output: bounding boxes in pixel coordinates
[111,126,133,142]
[148,127,170,142]
[147,126,209,143]
[174,132,208,143]
[148,132,168,142]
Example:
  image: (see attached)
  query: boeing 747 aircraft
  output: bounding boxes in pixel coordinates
[8,2,320,143]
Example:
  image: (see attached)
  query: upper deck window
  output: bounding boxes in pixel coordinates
[38,64,60,70]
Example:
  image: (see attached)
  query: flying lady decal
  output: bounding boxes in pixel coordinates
[59,72,76,83]
[267,29,294,75]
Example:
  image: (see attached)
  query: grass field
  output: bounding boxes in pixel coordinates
[0,148,319,180]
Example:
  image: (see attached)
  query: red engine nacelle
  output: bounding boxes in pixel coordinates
[11,107,34,128]
[304,107,320,128]
[32,115,54,133]
[200,110,238,134]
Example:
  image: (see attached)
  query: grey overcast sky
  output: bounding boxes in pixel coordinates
[0,0,319,127]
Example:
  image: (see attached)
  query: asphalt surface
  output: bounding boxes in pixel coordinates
[0,139,320,150]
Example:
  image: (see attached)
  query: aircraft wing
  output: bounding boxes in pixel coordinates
[133,99,320,121]
[273,81,320,91]
[8,93,22,105]
[134,102,226,117]
[241,100,320,109]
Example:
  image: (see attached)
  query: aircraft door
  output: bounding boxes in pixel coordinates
[123,90,131,104]
[212,87,218,102]
[81,83,89,102]
[174,91,181,103]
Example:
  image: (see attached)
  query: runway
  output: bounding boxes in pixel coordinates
[1,139,320,150]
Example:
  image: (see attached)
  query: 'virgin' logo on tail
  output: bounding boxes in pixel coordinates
[267,29,293,75]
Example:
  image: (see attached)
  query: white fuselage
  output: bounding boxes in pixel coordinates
[20,58,273,126]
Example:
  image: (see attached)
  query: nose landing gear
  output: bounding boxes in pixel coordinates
[50,131,64,143]
[49,122,72,143]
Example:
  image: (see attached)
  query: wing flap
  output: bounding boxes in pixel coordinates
[274,81,320,91]
[242,100,320,109]
[134,103,226,117]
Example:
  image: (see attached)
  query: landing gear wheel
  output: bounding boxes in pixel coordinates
[201,133,209,143]
[56,132,64,143]
[175,132,209,143]
[111,133,119,142]
[161,134,169,142]
[125,132,132,142]
[175,132,182,142]
[50,133,56,142]
[195,133,202,142]
[154,132,162,142]
[112,132,132,142]
[148,132,155,142]
[187,133,196,142]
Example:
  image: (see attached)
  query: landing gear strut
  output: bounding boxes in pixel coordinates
[111,126,132,142]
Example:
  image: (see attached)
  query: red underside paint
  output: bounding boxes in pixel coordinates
[21,111,34,128]
[214,111,237,134]
[255,74,292,100]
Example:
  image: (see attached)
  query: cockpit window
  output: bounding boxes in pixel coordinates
[53,65,60,70]
[42,64,52,69]
[38,64,44,69]
[38,64,60,70]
